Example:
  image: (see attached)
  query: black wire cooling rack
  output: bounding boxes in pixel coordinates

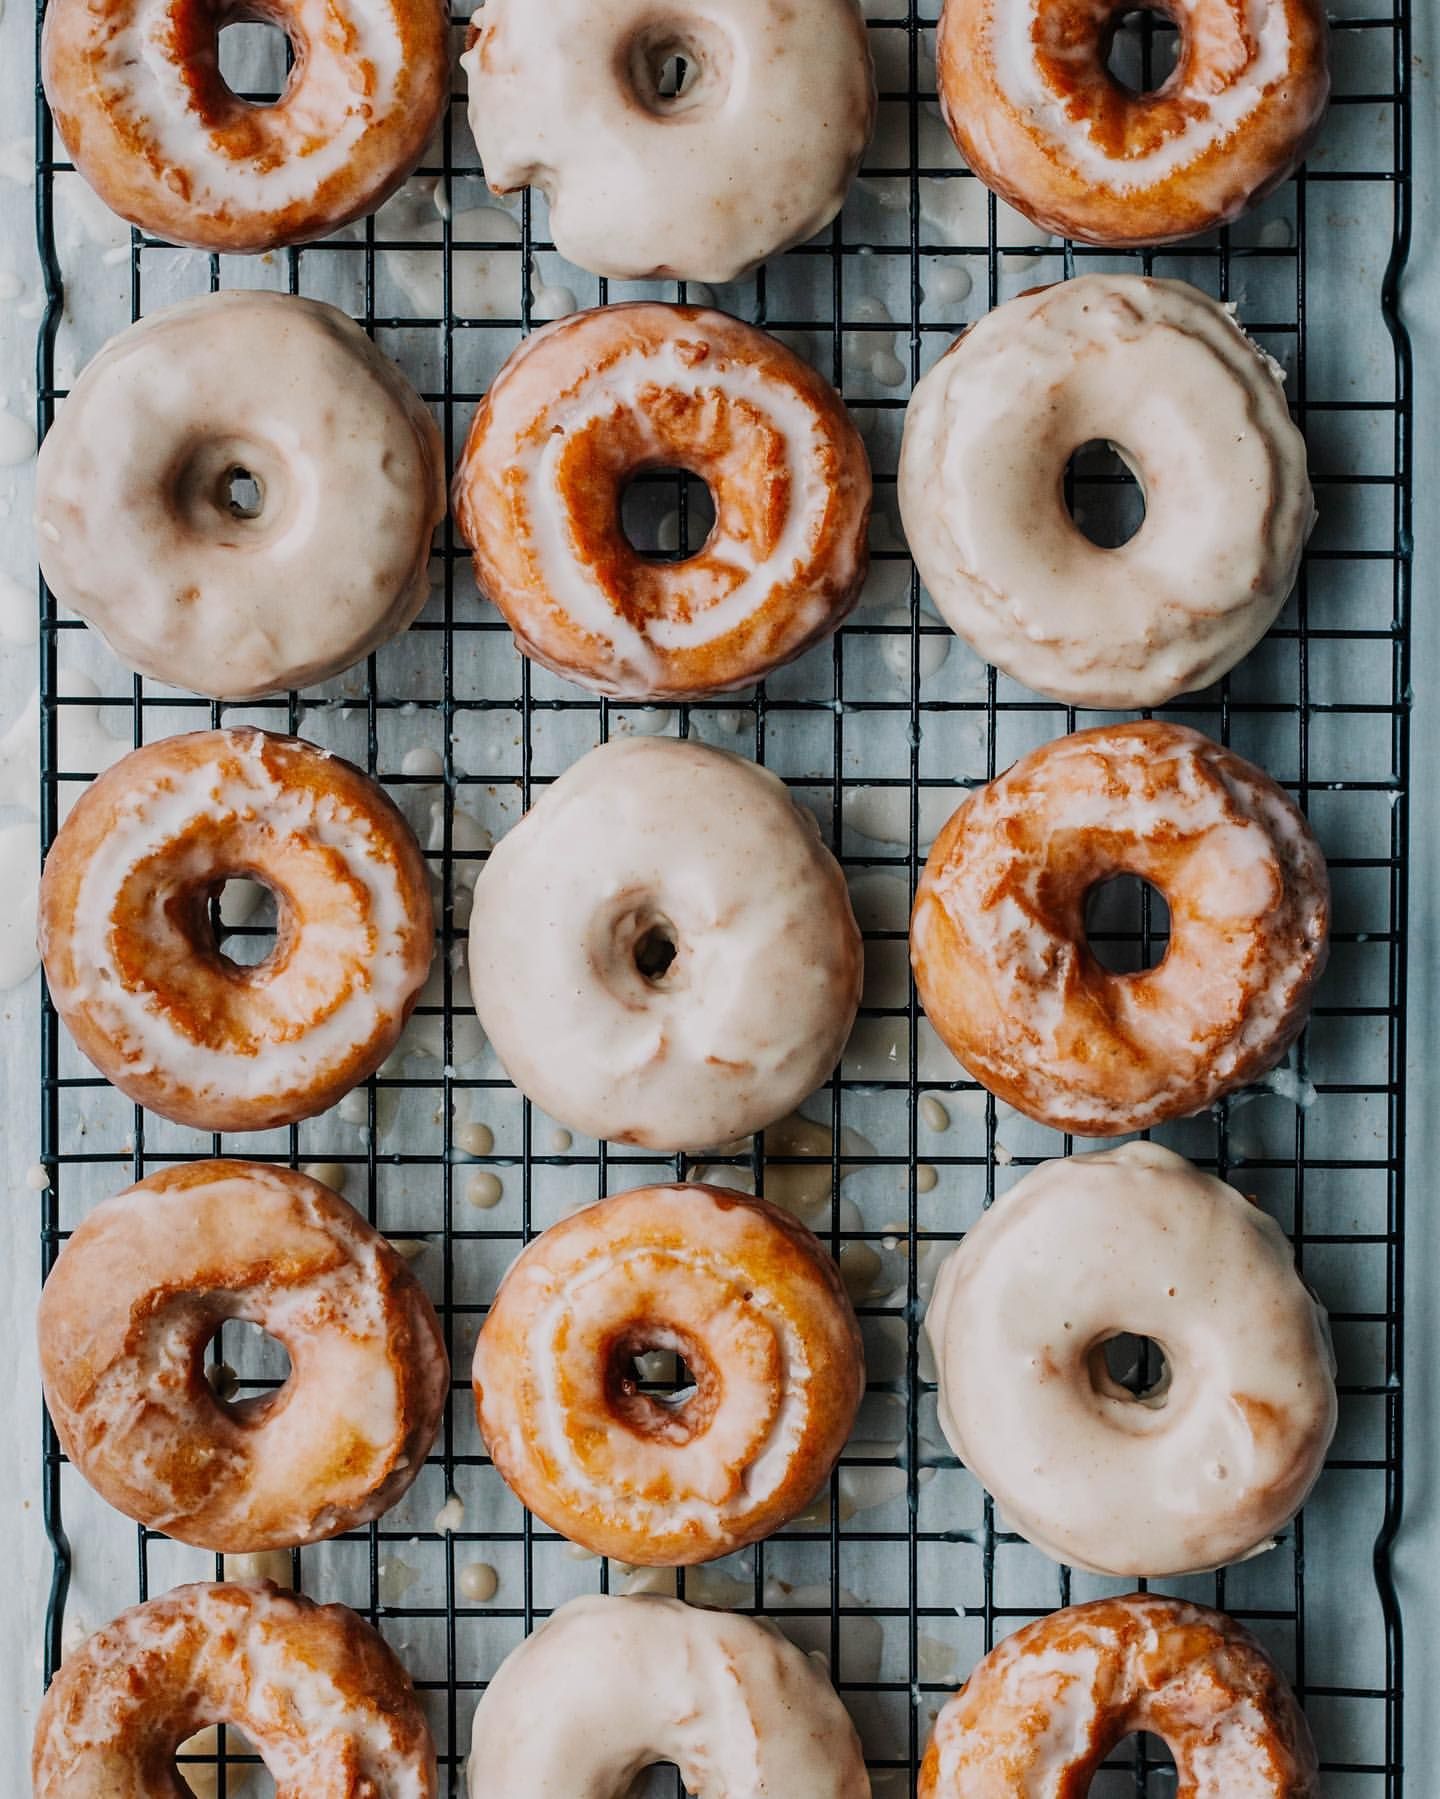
[31,3,1412,1793]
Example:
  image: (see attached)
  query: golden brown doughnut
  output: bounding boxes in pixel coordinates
[910,720,1329,1134]
[473,1183,865,1565]
[38,729,434,1132]
[42,0,450,253]
[936,0,1330,246]
[453,302,872,699]
[921,1594,1318,1796]
[32,1581,438,1797]
[38,1161,449,1552]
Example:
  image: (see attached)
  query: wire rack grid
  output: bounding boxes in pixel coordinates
[30,2,1412,1794]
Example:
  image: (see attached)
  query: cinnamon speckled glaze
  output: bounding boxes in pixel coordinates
[33,1582,438,1798]
[39,729,434,1132]
[473,1185,865,1565]
[911,721,1329,1135]
[39,1162,449,1552]
[462,0,875,282]
[468,1596,870,1796]
[468,736,863,1150]
[921,1594,1319,1796]
[36,293,446,700]
[936,0,1330,246]
[926,1143,1337,1577]
[454,303,871,701]
[42,0,450,251]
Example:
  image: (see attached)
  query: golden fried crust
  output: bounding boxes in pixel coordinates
[453,303,871,700]
[473,1183,866,1564]
[38,729,434,1132]
[42,0,450,252]
[911,720,1329,1135]
[38,1160,449,1551]
[32,1581,439,1797]
[936,0,1330,246]
[920,1594,1319,1796]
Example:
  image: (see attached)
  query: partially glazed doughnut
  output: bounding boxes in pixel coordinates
[935,0,1330,246]
[468,736,863,1149]
[33,1581,438,1797]
[467,1595,869,1796]
[921,1594,1318,1796]
[39,729,433,1132]
[453,303,871,700]
[911,721,1329,1134]
[39,1161,449,1551]
[36,294,446,700]
[926,1143,1336,1576]
[42,0,449,252]
[899,276,1314,709]
[473,1184,865,1565]
[461,0,875,282]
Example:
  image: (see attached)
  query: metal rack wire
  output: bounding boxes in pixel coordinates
[32,3,1411,1792]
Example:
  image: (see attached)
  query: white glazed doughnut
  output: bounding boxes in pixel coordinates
[36,293,446,700]
[466,1594,869,1797]
[42,0,450,253]
[898,275,1314,708]
[461,0,875,283]
[925,1143,1337,1576]
[38,1161,450,1552]
[468,737,862,1150]
[38,729,434,1133]
[33,1581,438,1797]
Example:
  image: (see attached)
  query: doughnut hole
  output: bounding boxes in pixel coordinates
[172,436,291,543]
[212,875,280,970]
[620,466,718,562]
[206,1318,292,1420]
[633,917,680,983]
[1103,7,1183,97]
[1089,1331,1171,1406]
[1065,439,1146,549]
[606,1326,717,1444]
[216,11,293,104]
[621,18,734,118]
[1083,873,1171,974]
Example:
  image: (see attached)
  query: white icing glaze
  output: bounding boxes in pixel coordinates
[925,1143,1336,1575]
[39,729,433,1128]
[468,737,862,1150]
[474,1184,862,1559]
[38,1162,449,1549]
[466,1594,868,1796]
[899,275,1315,708]
[32,1582,438,1797]
[462,0,875,282]
[35,293,445,699]
[922,1593,1318,1796]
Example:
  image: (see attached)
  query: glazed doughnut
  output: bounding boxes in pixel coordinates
[926,1143,1336,1576]
[935,0,1330,246]
[468,736,863,1150]
[453,303,871,700]
[921,1594,1318,1796]
[910,720,1328,1134]
[898,276,1314,709]
[33,1581,438,1797]
[38,1161,449,1552]
[473,1184,865,1565]
[42,0,449,252]
[36,293,446,701]
[39,729,433,1132]
[467,1595,869,1796]
[461,0,875,282]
